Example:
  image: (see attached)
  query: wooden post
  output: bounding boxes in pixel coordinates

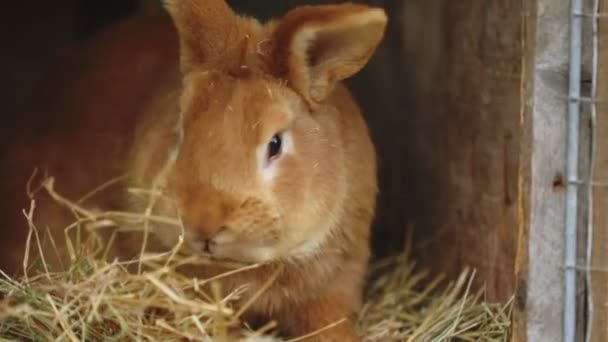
[588,0,608,340]
[512,1,536,340]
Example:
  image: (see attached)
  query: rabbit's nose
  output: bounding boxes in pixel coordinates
[192,220,227,243]
[199,225,229,254]
[192,223,226,254]
[179,189,235,249]
[184,205,228,241]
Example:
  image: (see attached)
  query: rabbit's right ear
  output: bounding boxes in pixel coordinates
[271,4,387,106]
[163,0,241,74]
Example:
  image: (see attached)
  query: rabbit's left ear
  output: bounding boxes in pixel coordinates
[163,0,241,74]
[271,4,387,105]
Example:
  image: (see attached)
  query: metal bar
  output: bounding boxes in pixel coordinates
[565,0,584,340]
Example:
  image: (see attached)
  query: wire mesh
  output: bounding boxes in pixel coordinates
[566,0,602,341]
[583,1,600,341]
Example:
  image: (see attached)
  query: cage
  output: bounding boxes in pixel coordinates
[0,0,604,341]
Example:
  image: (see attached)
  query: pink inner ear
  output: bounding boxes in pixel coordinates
[272,6,387,105]
[309,18,388,75]
[307,27,363,68]
[302,25,379,103]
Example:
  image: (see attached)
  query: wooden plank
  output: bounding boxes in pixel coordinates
[400,0,524,303]
[588,0,608,339]
[512,1,537,341]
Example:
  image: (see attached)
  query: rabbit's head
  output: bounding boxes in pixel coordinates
[137,0,386,263]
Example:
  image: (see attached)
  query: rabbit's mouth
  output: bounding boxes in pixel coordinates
[183,229,280,264]
[210,243,277,264]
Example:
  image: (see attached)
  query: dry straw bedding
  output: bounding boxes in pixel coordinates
[0,177,513,341]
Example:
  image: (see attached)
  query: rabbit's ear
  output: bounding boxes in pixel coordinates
[163,0,241,73]
[271,4,387,105]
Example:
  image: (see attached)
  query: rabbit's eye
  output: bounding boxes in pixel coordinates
[267,133,283,161]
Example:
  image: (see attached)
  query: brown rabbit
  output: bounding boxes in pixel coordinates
[0,1,387,340]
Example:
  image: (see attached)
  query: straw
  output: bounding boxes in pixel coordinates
[0,176,512,341]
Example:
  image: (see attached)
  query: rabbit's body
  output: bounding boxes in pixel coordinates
[1,2,386,340]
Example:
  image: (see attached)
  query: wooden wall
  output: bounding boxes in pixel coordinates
[1,0,525,310]
[386,0,525,304]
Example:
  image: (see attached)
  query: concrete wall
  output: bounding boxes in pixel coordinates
[524,1,569,340]
[524,0,594,340]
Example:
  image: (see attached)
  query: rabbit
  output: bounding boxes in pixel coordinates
[0,1,387,340]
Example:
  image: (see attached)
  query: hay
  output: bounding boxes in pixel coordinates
[357,248,514,341]
[0,177,513,341]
